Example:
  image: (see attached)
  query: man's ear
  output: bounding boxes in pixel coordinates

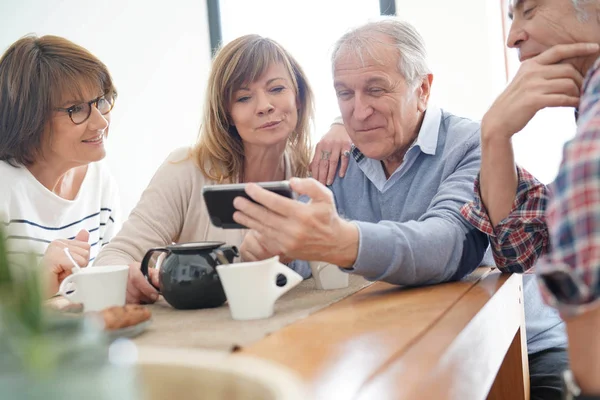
[416,74,434,113]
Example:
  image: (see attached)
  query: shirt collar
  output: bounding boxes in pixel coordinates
[413,104,441,156]
[351,104,442,161]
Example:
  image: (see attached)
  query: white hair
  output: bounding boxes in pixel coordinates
[331,17,431,88]
[572,0,594,20]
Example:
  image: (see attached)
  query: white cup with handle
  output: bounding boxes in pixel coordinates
[216,256,303,320]
[309,261,349,290]
[58,265,129,312]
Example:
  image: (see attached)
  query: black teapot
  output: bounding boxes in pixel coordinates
[140,241,239,310]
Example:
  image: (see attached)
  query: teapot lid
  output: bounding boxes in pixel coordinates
[166,241,225,253]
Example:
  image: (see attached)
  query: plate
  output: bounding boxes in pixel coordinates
[106,318,152,341]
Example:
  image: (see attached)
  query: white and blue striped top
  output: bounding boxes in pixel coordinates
[0,160,121,265]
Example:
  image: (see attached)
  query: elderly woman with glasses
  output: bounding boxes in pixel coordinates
[0,35,120,295]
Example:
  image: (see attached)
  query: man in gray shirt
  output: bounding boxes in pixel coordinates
[234,18,488,287]
[233,18,566,399]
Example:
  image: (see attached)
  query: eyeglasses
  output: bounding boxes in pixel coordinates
[56,93,116,125]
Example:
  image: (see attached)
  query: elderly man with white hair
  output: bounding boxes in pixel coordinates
[459,0,600,399]
[233,17,578,400]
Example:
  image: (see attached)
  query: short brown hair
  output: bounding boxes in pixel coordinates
[193,34,314,182]
[0,35,116,167]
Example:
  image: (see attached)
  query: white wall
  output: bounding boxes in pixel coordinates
[0,0,212,217]
[394,0,506,120]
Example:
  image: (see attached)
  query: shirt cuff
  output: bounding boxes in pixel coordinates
[346,221,398,281]
[461,166,549,271]
[536,259,600,318]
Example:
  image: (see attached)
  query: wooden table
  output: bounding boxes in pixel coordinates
[49,267,527,399]
[239,268,528,400]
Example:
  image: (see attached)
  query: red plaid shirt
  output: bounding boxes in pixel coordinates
[461,167,549,274]
[461,57,600,317]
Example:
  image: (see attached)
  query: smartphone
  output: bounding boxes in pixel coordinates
[202,181,295,229]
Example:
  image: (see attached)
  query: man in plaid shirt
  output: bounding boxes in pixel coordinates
[461,0,600,398]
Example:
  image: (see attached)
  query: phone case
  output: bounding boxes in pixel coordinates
[202,181,294,229]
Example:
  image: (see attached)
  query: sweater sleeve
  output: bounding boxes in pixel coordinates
[94,149,194,266]
[349,135,489,286]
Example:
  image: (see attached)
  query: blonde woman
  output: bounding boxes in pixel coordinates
[95,35,314,304]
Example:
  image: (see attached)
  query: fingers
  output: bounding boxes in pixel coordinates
[233,211,284,245]
[74,229,90,243]
[63,242,90,267]
[289,178,334,203]
[50,238,91,252]
[233,198,287,233]
[541,93,581,108]
[311,123,352,185]
[149,268,160,288]
[253,230,287,257]
[536,43,599,66]
[325,142,342,186]
[43,239,91,271]
[309,142,322,179]
[339,146,351,178]
[127,284,144,304]
[240,183,300,217]
[68,252,88,269]
[241,230,278,261]
[241,241,264,261]
[317,157,330,186]
[241,249,259,262]
[127,264,159,304]
[541,64,584,90]
[66,244,89,258]
[240,231,261,261]
[543,78,581,97]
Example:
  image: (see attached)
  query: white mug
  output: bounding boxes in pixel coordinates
[309,261,349,290]
[216,256,302,320]
[58,265,129,312]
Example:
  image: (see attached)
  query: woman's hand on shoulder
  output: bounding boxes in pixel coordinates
[309,123,352,186]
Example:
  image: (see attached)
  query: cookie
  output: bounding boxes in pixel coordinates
[101,304,152,331]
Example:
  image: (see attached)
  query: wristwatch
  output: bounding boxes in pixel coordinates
[563,370,600,400]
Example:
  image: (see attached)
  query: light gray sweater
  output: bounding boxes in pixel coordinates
[331,107,489,285]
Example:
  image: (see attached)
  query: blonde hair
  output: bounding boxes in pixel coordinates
[193,35,314,182]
